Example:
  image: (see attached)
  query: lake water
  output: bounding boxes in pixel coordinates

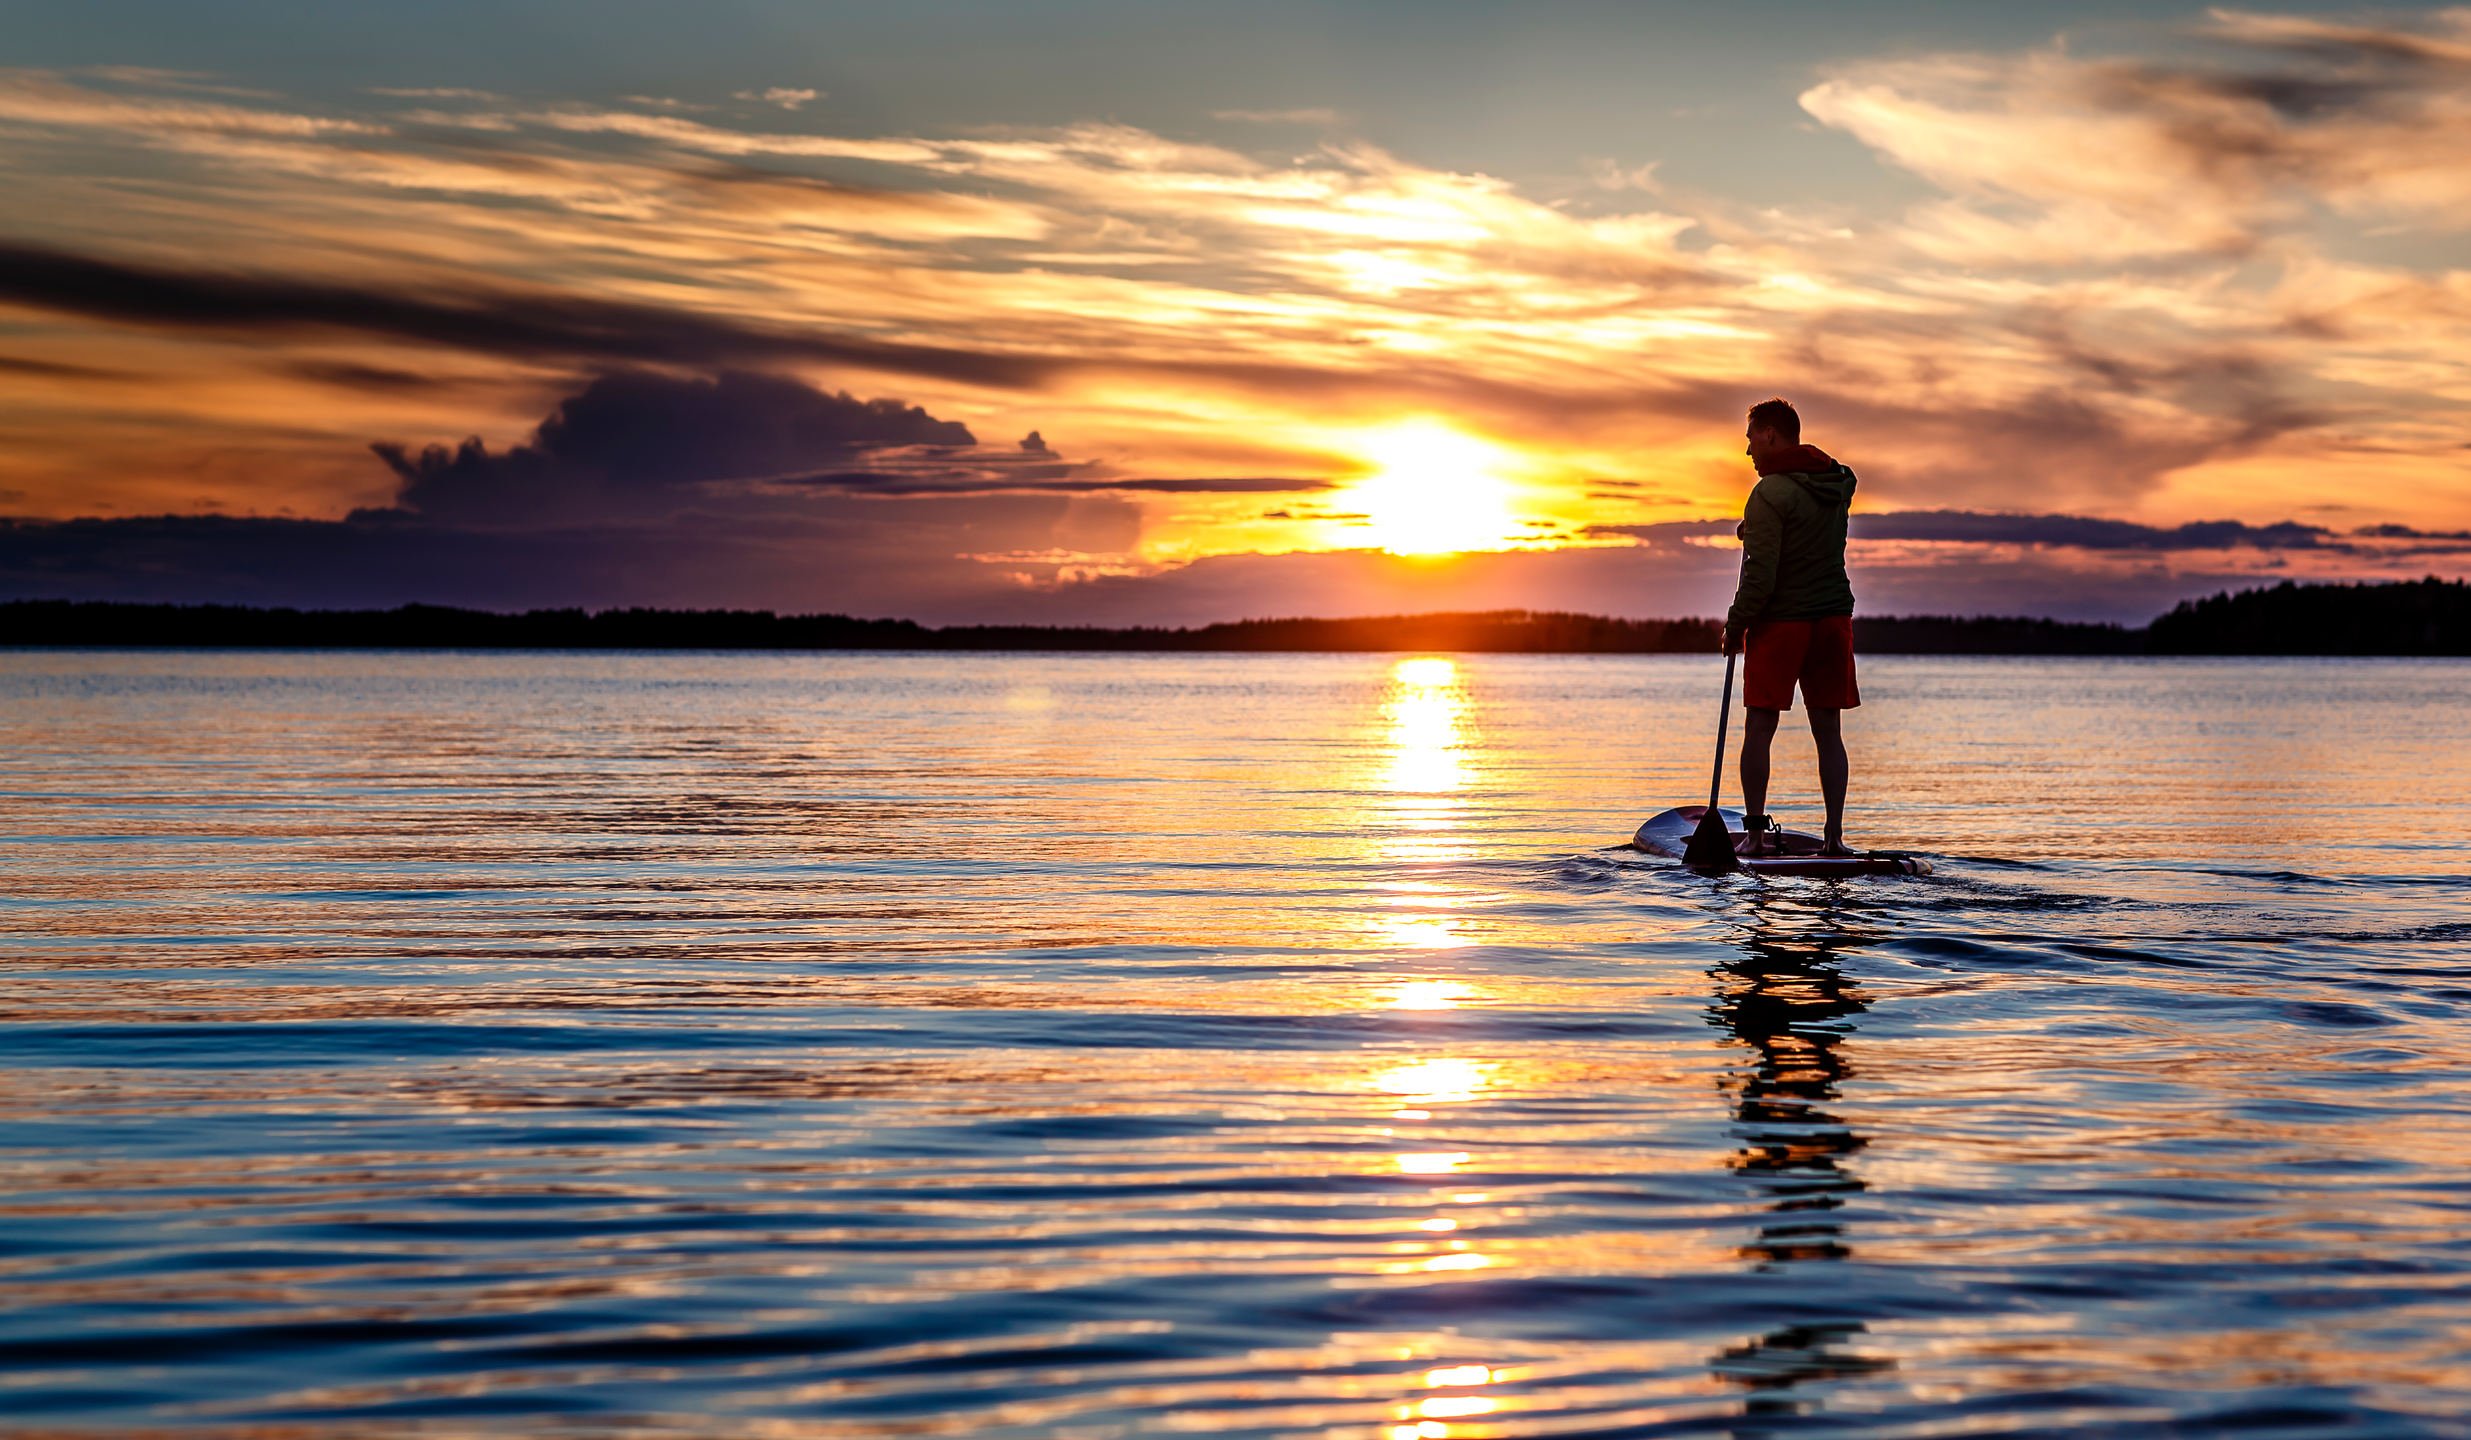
[4,650,2470,1437]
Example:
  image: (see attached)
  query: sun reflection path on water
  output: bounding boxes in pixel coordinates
[1368,656,1481,956]
[1389,979,1473,1010]
[1364,659,1519,1435]
[1388,1361,1507,1438]
[1377,1056,1493,1104]
[1378,656,1473,839]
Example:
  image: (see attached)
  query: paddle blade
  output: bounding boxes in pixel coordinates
[1680,805,1739,872]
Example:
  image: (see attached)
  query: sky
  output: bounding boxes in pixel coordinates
[2,0,2468,624]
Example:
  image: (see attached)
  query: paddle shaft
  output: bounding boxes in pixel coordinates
[1706,650,1735,811]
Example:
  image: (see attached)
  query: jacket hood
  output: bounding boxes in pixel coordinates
[1755,445,1856,508]
[1754,443,1839,477]
[1785,467,1856,506]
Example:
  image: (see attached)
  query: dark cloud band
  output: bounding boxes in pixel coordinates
[1587,510,2471,554]
[1850,510,2337,551]
[0,241,1056,388]
[790,474,1333,496]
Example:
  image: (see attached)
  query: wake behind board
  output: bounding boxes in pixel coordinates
[1635,806,1931,877]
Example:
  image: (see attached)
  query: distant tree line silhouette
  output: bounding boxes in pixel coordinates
[2143,577,2468,655]
[1,577,2462,654]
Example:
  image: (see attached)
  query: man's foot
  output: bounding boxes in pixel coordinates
[1818,837,1861,858]
[1737,815,1786,857]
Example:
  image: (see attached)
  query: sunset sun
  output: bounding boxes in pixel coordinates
[1342,420,1524,557]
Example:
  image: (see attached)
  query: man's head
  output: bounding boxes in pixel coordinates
[1744,397,1800,468]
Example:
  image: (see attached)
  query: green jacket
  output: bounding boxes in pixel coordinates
[1726,461,1857,629]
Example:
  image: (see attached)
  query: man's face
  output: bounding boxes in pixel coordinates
[1744,424,1786,467]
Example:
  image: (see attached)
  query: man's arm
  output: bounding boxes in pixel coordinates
[1723,486,1781,652]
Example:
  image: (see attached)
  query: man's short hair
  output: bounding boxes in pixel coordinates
[1746,398,1800,443]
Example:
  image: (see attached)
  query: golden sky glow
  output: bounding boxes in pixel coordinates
[0,6,2468,620]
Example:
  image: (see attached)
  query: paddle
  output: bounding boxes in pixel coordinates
[1681,649,1742,872]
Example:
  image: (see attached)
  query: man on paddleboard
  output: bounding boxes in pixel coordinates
[1721,398,1859,858]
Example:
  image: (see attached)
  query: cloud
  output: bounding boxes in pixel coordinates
[790,473,1333,497]
[1586,508,2471,558]
[0,504,1123,615]
[2200,9,2471,70]
[2355,522,2471,542]
[1765,381,2314,511]
[1800,8,2471,262]
[1575,519,1735,546]
[1088,477,1328,494]
[285,360,459,392]
[368,86,505,102]
[735,87,818,110]
[1849,510,2337,550]
[981,533,2444,628]
[0,69,379,139]
[0,241,1056,388]
[1211,107,1343,126]
[0,354,119,379]
[369,370,977,523]
[357,371,1332,507]
[1584,158,1663,193]
[0,370,1163,612]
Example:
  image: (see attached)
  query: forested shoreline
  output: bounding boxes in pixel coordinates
[1,578,2462,655]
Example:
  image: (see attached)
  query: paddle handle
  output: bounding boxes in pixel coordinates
[1707,649,1735,811]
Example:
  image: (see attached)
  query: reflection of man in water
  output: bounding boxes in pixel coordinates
[1721,398,1860,858]
[1707,909,1892,1425]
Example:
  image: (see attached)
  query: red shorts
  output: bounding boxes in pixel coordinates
[1744,615,1859,711]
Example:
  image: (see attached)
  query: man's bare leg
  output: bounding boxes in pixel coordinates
[1739,706,1781,854]
[1809,706,1854,854]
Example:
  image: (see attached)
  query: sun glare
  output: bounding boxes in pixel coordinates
[1344,421,1523,556]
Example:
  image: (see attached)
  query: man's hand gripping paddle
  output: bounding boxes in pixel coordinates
[1681,649,1742,872]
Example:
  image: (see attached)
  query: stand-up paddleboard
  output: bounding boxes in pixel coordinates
[1635,806,1931,877]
